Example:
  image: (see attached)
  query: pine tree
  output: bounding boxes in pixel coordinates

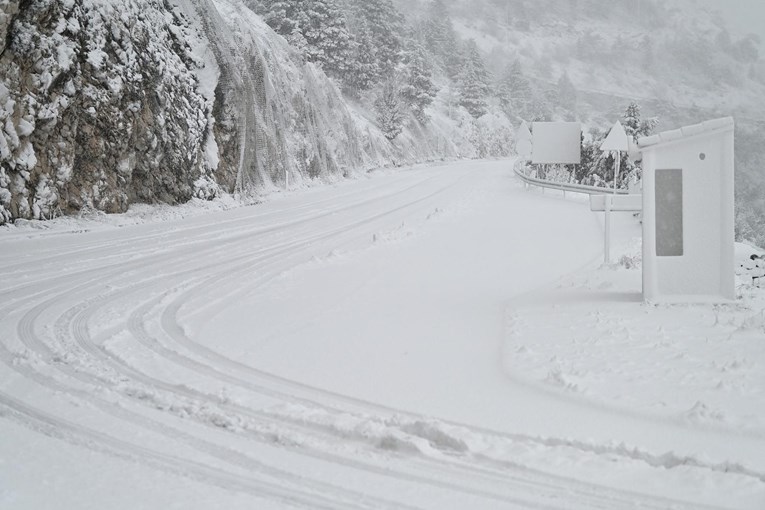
[263,0,300,36]
[304,0,354,77]
[497,60,532,118]
[527,96,552,122]
[622,101,658,142]
[375,79,405,140]
[458,59,489,119]
[622,101,642,141]
[262,0,354,79]
[423,0,461,78]
[556,71,577,110]
[455,41,491,118]
[344,22,379,95]
[347,0,403,78]
[401,40,438,123]
[462,41,491,88]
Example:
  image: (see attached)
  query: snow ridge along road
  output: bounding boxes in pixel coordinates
[1,160,762,509]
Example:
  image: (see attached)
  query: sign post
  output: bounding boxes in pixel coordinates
[599,121,630,263]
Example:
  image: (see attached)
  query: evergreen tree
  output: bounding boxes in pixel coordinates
[262,0,354,79]
[497,59,532,118]
[458,56,489,118]
[303,0,354,77]
[527,96,552,122]
[423,0,461,78]
[375,79,405,140]
[400,40,438,123]
[556,71,577,110]
[344,21,379,95]
[347,0,403,78]
[462,40,491,88]
[263,0,300,36]
[622,101,642,140]
[622,101,658,142]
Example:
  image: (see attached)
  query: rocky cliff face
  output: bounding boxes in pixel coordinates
[0,0,216,223]
[0,0,508,225]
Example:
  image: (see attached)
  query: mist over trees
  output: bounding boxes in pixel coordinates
[253,0,765,247]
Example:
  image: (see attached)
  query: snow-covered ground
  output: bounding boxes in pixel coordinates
[1,159,764,509]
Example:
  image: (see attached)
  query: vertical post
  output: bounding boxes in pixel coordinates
[604,194,612,264]
[613,151,620,194]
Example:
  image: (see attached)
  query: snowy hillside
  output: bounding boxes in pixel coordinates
[398,0,765,124]
[0,0,512,225]
[393,0,765,248]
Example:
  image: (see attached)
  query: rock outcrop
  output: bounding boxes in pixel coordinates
[0,0,510,225]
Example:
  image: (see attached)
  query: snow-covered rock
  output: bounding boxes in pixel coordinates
[0,0,511,225]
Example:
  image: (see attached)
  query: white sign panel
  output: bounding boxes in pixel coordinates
[600,120,629,152]
[531,122,581,164]
[516,121,532,142]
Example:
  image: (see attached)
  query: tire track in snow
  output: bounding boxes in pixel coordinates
[1,172,498,509]
[2,173,478,509]
[6,296,421,510]
[0,165,736,509]
[0,392,402,510]
[0,169,422,276]
[118,175,727,508]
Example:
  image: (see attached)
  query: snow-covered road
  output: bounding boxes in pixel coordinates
[1,160,763,509]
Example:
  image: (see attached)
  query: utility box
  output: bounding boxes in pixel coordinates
[638,117,735,302]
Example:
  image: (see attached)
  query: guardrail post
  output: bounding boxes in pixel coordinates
[604,195,612,264]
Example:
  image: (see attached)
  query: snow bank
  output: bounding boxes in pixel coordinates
[504,237,765,434]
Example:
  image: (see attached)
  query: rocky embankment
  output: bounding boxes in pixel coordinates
[0,0,508,225]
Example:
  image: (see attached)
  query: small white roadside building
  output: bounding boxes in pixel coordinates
[638,117,735,302]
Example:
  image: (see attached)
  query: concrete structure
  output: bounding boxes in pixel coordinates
[638,117,735,302]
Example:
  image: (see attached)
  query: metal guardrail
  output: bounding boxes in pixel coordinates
[514,162,638,264]
[513,165,629,196]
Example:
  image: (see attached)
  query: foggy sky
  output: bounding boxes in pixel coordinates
[702,0,765,43]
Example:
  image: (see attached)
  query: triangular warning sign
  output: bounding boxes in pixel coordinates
[516,121,532,142]
[600,120,629,152]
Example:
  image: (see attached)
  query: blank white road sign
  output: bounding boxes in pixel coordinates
[532,122,581,164]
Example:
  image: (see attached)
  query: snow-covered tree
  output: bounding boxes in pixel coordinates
[262,0,354,79]
[305,0,355,76]
[262,0,299,35]
[556,71,577,110]
[400,40,438,123]
[457,40,490,118]
[526,96,552,122]
[496,59,532,118]
[458,64,488,118]
[346,0,403,78]
[422,0,461,78]
[344,21,379,95]
[374,78,405,140]
[622,101,658,142]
